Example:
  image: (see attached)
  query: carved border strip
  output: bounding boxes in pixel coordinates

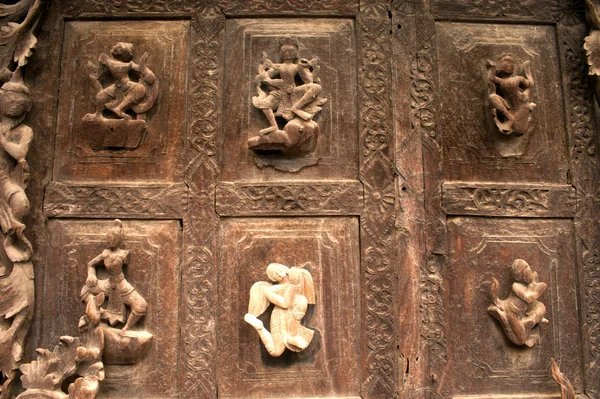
[59,0,195,18]
[215,181,364,216]
[558,18,600,397]
[413,11,449,395]
[357,1,399,397]
[180,2,224,398]
[442,182,576,217]
[220,0,358,16]
[43,182,188,218]
[430,0,558,24]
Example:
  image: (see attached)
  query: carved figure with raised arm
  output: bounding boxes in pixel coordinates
[488,259,549,347]
[486,54,536,136]
[244,262,316,357]
[249,36,327,157]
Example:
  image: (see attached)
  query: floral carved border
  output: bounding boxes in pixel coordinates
[180,2,224,398]
[60,0,195,18]
[358,1,399,397]
[220,0,358,16]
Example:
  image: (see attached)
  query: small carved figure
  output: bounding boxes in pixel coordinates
[584,0,600,106]
[486,54,536,136]
[249,36,327,158]
[82,42,158,150]
[81,219,147,333]
[80,219,152,365]
[244,262,316,357]
[488,259,549,347]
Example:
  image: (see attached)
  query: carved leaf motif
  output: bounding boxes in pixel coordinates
[13,30,36,67]
[551,358,576,399]
[20,337,80,391]
[584,30,600,76]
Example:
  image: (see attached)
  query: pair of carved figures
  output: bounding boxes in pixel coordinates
[245,263,316,357]
[488,259,548,347]
[82,42,158,150]
[17,220,151,399]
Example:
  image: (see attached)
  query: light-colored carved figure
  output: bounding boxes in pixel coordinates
[585,0,600,106]
[486,54,536,136]
[244,263,316,357]
[82,42,158,150]
[81,219,147,333]
[488,259,549,347]
[249,37,327,156]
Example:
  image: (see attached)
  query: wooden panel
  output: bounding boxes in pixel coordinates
[44,182,188,218]
[43,219,181,398]
[437,22,568,184]
[216,180,363,216]
[444,217,582,397]
[54,20,188,183]
[442,182,576,217]
[221,18,357,181]
[218,217,360,398]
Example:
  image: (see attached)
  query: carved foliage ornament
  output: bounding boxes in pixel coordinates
[83,42,158,151]
[244,263,316,357]
[488,259,548,347]
[249,36,327,167]
[17,220,152,399]
[486,54,536,137]
[0,1,44,397]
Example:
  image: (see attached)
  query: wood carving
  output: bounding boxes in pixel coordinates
[551,358,575,399]
[248,36,327,168]
[16,293,105,399]
[486,54,536,137]
[488,259,549,347]
[81,219,152,364]
[82,42,158,150]
[584,0,600,108]
[0,1,43,397]
[244,263,316,357]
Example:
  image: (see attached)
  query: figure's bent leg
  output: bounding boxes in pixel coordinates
[489,93,515,125]
[121,290,147,333]
[291,83,322,120]
[244,313,283,356]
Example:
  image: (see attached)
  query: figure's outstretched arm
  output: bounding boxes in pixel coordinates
[86,253,103,286]
[0,125,32,161]
[265,287,287,309]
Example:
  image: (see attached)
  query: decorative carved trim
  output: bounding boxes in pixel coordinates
[357,1,398,397]
[60,0,195,18]
[431,0,557,23]
[558,15,600,396]
[411,40,435,139]
[220,0,358,16]
[181,2,223,398]
[43,182,188,218]
[442,183,576,217]
[216,181,363,216]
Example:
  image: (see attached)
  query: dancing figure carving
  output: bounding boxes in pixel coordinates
[244,263,316,357]
[249,37,327,159]
[83,42,158,150]
[488,259,549,347]
[486,54,536,136]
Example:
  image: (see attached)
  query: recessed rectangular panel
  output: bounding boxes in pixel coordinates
[446,217,582,396]
[44,219,181,398]
[437,22,568,184]
[222,18,358,181]
[54,20,188,183]
[218,217,360,398]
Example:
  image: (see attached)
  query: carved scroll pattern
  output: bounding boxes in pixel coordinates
[181,3,223,398]
[221,0,358,15]
[44,183,188,218]
[413,18,449,392]
[358,1,398,397]
[559,17,600,396]
[60,0,194,17]
[216,182,363,216]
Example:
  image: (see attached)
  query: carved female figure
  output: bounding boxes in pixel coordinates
[488,259,549,347]
[244,263,316,357]
[81,219,147,333]
[486,54,536,136]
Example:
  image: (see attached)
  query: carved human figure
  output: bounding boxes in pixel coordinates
[248,36,327,156]
[584,0,600,106]
[486,54,536,136]
[82,42,158,150]
[244,263,316,357]
[81,219,147,334]
[488,259,549,347]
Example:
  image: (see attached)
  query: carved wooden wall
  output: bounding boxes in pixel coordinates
[2,0,596,398]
